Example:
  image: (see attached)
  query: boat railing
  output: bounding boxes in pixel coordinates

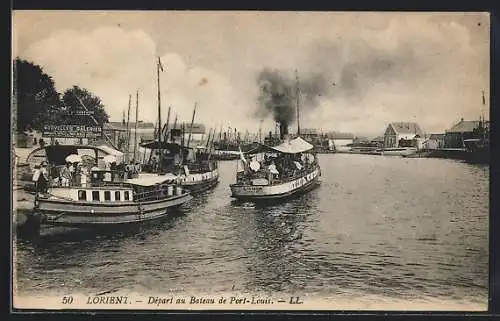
[134,186,183,202]
[186,161,216,173]
[237,163,318,185]
[48,170,132,189]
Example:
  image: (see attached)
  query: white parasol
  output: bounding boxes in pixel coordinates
[65,154,82,163]
[250,160,260,172]
[103,154,117,164]
[268,164,279,175]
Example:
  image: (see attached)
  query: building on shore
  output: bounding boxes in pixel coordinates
[171,123,207,147]
[383,122,425,149]
[444,118,487,149]
[423,133,445,150]
[371,136,385,149]
[326,132,355,152]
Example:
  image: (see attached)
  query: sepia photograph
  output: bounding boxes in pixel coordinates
[11,11,490,311]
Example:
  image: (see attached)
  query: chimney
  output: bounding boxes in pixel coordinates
[279,121,289,140]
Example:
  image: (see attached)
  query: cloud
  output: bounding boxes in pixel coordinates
[261,15,489,135]
[18,13,489,136]
[21,26,250,132]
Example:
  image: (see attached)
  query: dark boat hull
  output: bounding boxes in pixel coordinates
[181,176,219,194]
[35,192,193,228]
[230,167,321,202]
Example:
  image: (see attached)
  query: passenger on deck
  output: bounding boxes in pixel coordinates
[104,162,112,182]
[34,161,49,193]
[59,162,72,187]
[70,162,77,185]
[80,164,89,187]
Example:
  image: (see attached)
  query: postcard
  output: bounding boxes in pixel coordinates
[11,10,490,311]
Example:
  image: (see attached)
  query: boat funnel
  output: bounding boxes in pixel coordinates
[279,121,289,140]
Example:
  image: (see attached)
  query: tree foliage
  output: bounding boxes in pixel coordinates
[61,86,110,126]
[14,58,61,133]
[14,58,110,133]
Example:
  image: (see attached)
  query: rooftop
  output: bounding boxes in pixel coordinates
[371,136,385,142]
[429,133,445,139]
[327,132,355,140]
[446,120,481,133]
[389,122,424,136]
[105,121,206,134]
[105,121,155,131]
[172,123,206,134]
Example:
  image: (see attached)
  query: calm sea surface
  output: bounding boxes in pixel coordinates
[14,154,489,307]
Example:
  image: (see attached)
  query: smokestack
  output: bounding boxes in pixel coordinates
[279,121,289,140]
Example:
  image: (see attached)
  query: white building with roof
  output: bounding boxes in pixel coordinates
[383,122,425,149]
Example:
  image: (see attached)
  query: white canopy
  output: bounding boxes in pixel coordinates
[97,145,124,163]
[97,145,124,157]
[271,137,314,154]
[124,173,177,187]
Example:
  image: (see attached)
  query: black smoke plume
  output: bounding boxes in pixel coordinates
[255,68,330,128]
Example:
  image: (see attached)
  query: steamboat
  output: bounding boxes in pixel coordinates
[140,140,219,194]
[29,144,192,231]
[229,136,321,202]
[229,69,321,202]
[139,96,219,194]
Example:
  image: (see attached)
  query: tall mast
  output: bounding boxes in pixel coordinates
[125,94,131,162]
[164,105,171,143]
[205,128,212,149]
[259,120,263,143]
[180,123,185,164]
[481,89,487,141]
[157,57,164,171]
[171,115,178,143]
[481,89,486,122]
[295,69,301,136]
[133,90,139,162]
[186,101,197,149]
[73,94,118,150]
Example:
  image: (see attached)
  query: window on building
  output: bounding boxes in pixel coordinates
[78,190,87,201]
[104,191,111,201]
[92,191,100,201]
[124,191,130,201]
[115,191,121,201]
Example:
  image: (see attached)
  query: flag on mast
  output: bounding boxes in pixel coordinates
[239,146,247,164]
[158,57,164,72]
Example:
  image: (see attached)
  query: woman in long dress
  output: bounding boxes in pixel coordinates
[104,162,112,182]
[80,164,89,187]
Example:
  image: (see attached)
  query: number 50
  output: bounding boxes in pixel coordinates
[62,296,73,304]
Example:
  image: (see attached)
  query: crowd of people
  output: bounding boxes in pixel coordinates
[238,152,317,185]
[31,157,143,193]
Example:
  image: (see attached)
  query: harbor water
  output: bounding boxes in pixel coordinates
[14,154,489,309]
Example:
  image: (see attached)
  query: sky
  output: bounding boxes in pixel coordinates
[12,11,490,137]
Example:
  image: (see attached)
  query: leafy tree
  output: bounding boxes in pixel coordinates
[60,86,109,126]
[14,58,61,133]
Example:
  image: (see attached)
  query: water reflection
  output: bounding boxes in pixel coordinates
[14,156,489,305]
[232,191,318,294]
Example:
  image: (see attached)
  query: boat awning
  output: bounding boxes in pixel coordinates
[28,145,100,166]
[97,145,124,157]
[124,173,178,186]
[246,137,314,155]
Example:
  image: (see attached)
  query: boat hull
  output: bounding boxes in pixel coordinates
[379,148,418,157]
[36,193,193,228]
[230,167,321,202]
[182,175,219,194]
